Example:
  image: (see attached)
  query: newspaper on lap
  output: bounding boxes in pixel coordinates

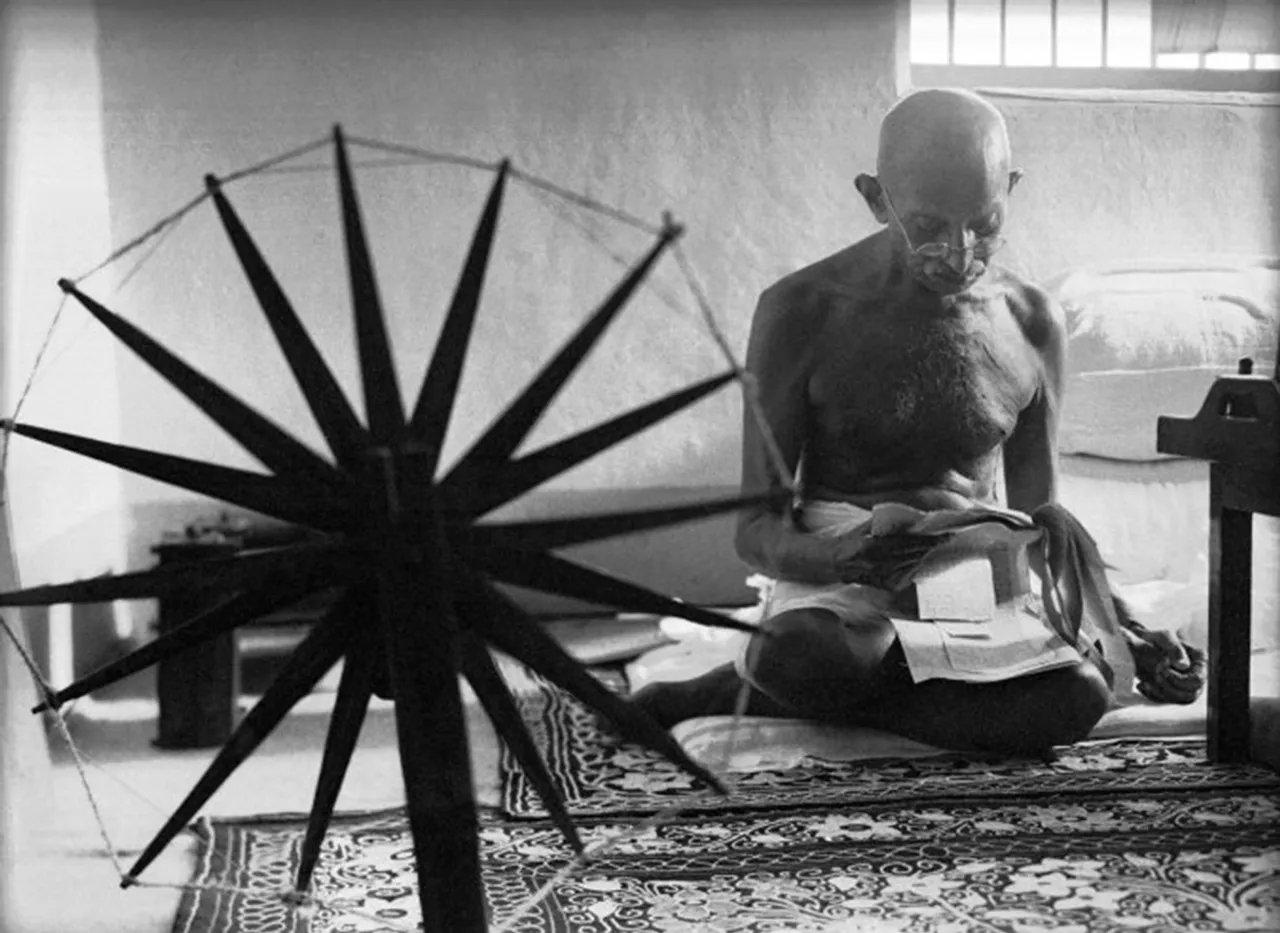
[761,500,1135,697]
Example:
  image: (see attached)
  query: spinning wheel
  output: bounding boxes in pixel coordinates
[0,126,781,930]
[1158,353,1280,764]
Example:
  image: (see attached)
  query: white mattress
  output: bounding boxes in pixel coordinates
[671,701,1212,773]
[1059,455,1280,654]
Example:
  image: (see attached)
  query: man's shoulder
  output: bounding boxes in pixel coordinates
[991,265,1065,351]
[758,240,880,323]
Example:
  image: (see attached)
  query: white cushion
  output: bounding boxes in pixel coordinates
[1046,256,1279,461]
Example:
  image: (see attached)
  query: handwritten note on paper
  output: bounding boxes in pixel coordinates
[915,556,997,622]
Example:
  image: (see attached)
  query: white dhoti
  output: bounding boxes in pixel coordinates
[741,500,1134,699]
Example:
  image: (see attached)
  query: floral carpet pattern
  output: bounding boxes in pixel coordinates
[178,783,1279,932]
[175,674,1280,932]
[498,671,1276,819]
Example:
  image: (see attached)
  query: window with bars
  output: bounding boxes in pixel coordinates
[911,0,1280,91]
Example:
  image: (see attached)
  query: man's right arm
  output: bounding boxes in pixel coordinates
[734,285,865,584]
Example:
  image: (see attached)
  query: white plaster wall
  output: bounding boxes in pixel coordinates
[24,0,1280,610]
[992,92,1279,281]
[78,0,908,603]
[0,7,60,927]
[1,2,133,690]
[88,0,905,505]
[2,2,127,593]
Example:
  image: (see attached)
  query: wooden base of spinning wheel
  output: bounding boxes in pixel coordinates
[1158,359,1280,764]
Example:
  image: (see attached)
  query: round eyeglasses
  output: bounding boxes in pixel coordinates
[881,190,1006,261]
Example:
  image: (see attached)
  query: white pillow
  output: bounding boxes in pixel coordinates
[1046,257,1279,461]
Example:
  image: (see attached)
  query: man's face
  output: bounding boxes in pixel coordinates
[883,182,1007,297]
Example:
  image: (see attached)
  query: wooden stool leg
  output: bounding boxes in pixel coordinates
[1208,462,1253,763]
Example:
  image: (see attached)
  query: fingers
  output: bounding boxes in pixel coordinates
[1125,633,1163,676]
[1129,630,1186,674]
[1168,644,1207,696]
[1152,630,1192,672]
[1136,640,1206,705]
[1185,642,1207,672]
[1137,677,1197,704]
[1154,673,1201,703]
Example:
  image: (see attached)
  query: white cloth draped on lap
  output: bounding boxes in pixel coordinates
[738,500,1137,703]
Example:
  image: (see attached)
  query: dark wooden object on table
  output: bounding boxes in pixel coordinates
[152,539,241,749]
[152,523,329,749]
[1157,356,1280,763]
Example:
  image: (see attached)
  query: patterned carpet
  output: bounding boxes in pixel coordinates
[176,672,1280,933]
[497,672,1272,820]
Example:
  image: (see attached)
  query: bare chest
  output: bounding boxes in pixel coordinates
[807,300,1040,479]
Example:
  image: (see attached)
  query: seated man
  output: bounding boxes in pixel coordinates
[633,88,1204,755]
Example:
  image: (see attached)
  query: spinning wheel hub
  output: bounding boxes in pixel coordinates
[357,444,444,528]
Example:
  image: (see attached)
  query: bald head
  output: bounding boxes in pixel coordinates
[854,88,1021,295]
[876,88,1012,202]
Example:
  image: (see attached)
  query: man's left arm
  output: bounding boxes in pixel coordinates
[1003,287,1206,704]
[1001,287,1064,515]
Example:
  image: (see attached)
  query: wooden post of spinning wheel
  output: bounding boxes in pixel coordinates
[1157,346,1280,763]
[363,443,488,929]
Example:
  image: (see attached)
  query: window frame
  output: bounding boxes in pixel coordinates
[909,0,1280,94]
[912,63,1280,93]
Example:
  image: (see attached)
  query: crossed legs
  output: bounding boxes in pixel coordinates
[631,605,1112,756]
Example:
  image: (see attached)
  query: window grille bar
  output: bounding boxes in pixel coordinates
[1050,0,1059,67]
[947,0,957,65]
[1000,0,1008,67]
[1150,5,1157,67]
[909,0,1280,83]
[1101,0,1109,67]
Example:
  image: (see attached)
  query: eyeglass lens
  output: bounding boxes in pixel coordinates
[916,239,1005,260]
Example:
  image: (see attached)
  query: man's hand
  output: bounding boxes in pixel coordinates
[1127,628,1207,704]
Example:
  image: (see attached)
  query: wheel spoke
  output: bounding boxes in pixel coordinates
[35,574,345,712]
[409,162,510,470]
[473,489,788,551]
[0,539,353,608]
[456,629,582,854]
[57,280,344,485]
[334,125,404,441]
[469,578,725,794]
[124,612,351,884]
[443,221,682,491]
[467,543,756,636]
[207,176,369,468]
[1,420,351,529]
[295,591,375,894]
[443,370,735,518]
